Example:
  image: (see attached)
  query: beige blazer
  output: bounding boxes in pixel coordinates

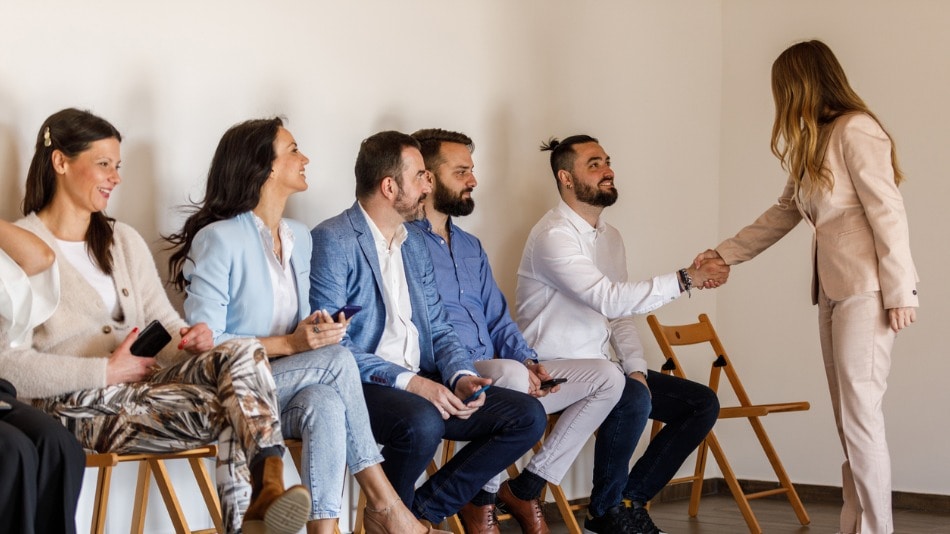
[716,112,919,309]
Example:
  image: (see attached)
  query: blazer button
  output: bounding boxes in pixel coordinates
[912,289,917,295]
[121,288,130,297]
[102,325,112,334]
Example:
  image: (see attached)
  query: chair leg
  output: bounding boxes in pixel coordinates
[704,432,762,534]
[131,460,152,534]
[748,417,810,525]
[547,482,582,534]
[149,459,191,534]
[90,465,113,534]
[188,457,225,533]
[687,438,710,517]
[353,489,366,534]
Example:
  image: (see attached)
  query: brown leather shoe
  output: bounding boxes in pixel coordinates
[459,502,501,534]
[497,481,550,534]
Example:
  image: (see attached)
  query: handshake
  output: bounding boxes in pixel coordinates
[685,249,730,290]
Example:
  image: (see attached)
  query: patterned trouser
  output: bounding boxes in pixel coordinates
[33,338,283,533]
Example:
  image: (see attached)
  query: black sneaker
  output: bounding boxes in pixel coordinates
[584,505,636,533]
[625,503,667,534]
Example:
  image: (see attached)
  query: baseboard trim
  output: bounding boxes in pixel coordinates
[552,478,949,514]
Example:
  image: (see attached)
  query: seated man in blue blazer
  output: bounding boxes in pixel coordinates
[309,130,546,527]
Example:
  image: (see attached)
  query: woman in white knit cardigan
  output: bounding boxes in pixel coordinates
[0,108,309,534]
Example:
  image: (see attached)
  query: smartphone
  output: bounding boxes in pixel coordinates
[130,320,172,357]
[463,384,491,404]
[539,377,567,390]
[331,305,362,322]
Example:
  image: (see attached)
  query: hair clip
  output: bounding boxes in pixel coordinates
[43,127,51,147]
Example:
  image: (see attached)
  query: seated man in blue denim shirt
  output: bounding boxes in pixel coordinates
[309,130,546,528]
[410,129,627,534]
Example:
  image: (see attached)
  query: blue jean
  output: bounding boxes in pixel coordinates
[269,345,384,520]
[589,370,719,517]
[362,381,546,523]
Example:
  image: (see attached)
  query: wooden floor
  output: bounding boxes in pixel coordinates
[496,494,950,533]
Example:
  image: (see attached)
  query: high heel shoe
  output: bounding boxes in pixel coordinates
[363,498,451,534]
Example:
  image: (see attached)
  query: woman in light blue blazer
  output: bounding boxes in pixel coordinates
[167,118,442,534]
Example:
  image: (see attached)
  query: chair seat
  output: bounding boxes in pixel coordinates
[719,401,810,418]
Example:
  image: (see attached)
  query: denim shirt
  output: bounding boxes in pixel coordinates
[411,218,537,364]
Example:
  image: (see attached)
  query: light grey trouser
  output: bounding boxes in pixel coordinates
[475,358,625,491]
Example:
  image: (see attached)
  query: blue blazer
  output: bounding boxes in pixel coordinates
[183,211,312,343]
[309,202,476,387]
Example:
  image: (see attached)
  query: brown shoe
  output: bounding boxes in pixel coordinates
[459,502,501,534]
[497,481,550,534]
[242,456,311,534]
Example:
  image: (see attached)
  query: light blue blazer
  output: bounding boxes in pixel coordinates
[309,202,476,387]
[183,211,311,343]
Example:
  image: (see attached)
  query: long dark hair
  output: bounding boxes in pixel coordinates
[23,108,122,275]
[165,117,283,290]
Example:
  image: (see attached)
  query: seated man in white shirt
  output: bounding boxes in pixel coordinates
[516,135,727,534]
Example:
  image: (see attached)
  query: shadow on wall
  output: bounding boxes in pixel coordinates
[0,123,24,221]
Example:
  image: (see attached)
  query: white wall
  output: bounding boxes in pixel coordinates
[0,1,946,532]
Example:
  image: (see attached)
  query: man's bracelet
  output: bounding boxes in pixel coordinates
[678,268,693,298]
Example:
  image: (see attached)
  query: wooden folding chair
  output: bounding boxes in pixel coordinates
[85,445,223,534]
[646,313,810,534]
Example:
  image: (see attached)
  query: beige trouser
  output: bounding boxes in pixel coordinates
[474,358,625,491]
[818,286,896,534]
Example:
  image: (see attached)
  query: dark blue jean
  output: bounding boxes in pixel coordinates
[362,381,546,523]
[589,370,719,517]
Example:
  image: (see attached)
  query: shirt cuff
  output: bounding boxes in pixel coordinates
[620,358,649,377]
[658,272,682,302]
[394,372,416,390]
[447,370,478,392]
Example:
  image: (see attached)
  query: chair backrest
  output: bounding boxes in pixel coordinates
[647,313,755,408]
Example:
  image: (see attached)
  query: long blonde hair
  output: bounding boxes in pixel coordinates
[770,40,903,192]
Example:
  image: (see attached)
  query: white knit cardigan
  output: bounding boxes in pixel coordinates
[0,213,189,399]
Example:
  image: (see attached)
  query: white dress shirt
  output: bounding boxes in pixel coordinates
[251,214,299,337]
[516,200,682,375]
[357,204,421,389]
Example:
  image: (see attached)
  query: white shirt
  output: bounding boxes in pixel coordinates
[251,214,299,337]
[515,200,682,375]
[56,239,121,326]
[0,251,59,348]
[357,204,420,389]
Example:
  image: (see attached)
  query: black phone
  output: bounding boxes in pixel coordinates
[539,378,567,390]
[331,305,362,322]
[463,384,491,404]
[130,320,172,357]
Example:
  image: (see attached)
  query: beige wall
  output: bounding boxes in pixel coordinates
[1,1,946,532]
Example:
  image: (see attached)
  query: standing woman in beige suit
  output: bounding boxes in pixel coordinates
[697,40,918,534]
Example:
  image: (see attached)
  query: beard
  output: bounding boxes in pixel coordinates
[394,185,426,221]
[573,177,618,207]
[433,176,475,217]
